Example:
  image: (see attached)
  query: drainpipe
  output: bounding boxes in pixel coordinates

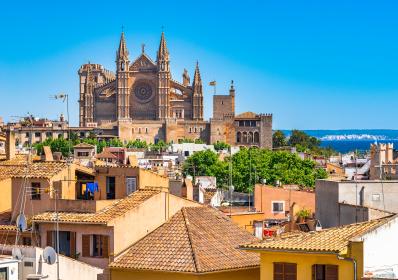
[337,255,357,280]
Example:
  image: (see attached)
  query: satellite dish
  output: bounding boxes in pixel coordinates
[12,248,23,260]
[43,246,57,265]
[16,214,27,232]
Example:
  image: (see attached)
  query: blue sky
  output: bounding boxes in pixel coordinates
[0,1,397,129]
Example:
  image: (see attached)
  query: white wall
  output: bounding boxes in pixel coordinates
[362,217,398,278]
[0,258,19,280]
[0,246,103,280]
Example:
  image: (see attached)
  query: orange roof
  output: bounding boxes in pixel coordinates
[32,190,160,224]
[96,150,118,159]
[74,143,95,149]
[109,207,259,273]
[240,216,395,253]
[235,112,258,119]
[0,158,68,179]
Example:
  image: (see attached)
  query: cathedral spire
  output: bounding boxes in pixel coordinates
[157,32,169,62]
[192,61,203,120]
[193,61,201,85]
[116,31,129,61]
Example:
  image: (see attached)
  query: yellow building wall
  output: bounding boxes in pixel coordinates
[95,166,169,199]
[110,267,259,280]
[0,178,12,212]
[259,249,363,280]
[229,213,265,233]
[138,168,169,191]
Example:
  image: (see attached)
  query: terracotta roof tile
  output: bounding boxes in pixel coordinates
[32,189,160,224]
[110,207,259,273]
[74,143,95,148]
[240,216,394,253]
[0,158,68,179]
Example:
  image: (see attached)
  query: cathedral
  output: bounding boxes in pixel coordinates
[78,32,273,148]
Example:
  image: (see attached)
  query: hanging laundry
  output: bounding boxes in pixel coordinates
[86,182,99,193]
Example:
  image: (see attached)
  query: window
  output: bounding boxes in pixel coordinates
[77,152,89,157]
[22,237,31,246]
[237,132,241,143]
[239,121,244,127]
[0,267,8,280]
[106,176,116,199]
[47,231,76,258]
[274,262,297,280]
[145,128,148,134]
[312,264,338,280]
[31,182,41,200]
[372,193,381,201]
[82,234,109,258]
[272,201,284,213]
[58,133,63,139]
[80,132,85,137]
[35,132,41,138]
[25,132,30,137]
[126,177,137,195]
[46,132,52,138]
[254,132,260,143]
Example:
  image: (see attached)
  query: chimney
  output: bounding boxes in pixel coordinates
[6,128,15,160]
[43,146,54,162]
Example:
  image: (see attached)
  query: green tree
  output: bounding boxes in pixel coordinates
[182,147,328,192]
[182,150,229,187]
[108,138,124,147]
[288,130,320,150]
[33,137,73,157]
[213,141,230,151]
[126,139,148,149]
[272,130,287,148]
[149,140,169,152]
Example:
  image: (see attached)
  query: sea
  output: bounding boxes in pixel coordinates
[281,129,398,154]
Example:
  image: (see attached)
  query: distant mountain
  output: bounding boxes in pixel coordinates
[280,129,398,141]
[279,129,398,153]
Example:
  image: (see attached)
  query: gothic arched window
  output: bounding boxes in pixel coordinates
[121,62,125,71]
[242,132,248,143]
[254,132,260,143]
[248,132,253,143]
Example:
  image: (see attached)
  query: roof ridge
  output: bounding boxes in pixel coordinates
[181,207,200,273]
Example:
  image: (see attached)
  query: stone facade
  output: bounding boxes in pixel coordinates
[78,32,273,148]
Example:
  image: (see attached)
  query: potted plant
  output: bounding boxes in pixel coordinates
[297,208,311,223]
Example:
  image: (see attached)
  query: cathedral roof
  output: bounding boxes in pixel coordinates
[130,53,157,71]
[235,112,258,119]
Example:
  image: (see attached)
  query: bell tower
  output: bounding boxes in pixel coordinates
[156,32,171,120]
[116,31,130,120]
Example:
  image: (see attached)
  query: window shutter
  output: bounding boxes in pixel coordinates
[285,263,297,280]
[82,235,91,257]
[46,231,53,247]
[274,263,284,280]
[101,235,109,258]
[70,232,76,258]
[326,265,338,280]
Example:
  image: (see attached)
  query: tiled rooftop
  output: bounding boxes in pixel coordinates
[109,206,260,273]
[32,189,160,224]
[0,156,68,179]
[240,216,394,253]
